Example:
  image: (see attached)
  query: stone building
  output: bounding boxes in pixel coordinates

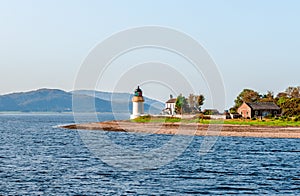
[237,102,281,118]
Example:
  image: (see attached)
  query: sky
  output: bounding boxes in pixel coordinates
[0,0,300,109]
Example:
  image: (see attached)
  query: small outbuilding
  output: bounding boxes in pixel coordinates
[237,102,281,118]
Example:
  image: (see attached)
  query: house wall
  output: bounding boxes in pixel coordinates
[237,102,281,118]
[253,109,280,117]
[165,103,176,115]
[237,103,252,118]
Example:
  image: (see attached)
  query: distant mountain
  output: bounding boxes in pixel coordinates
[73,90,160,104]
[0,89,72,112]
[0,89,164,113]
[73,90,164,113]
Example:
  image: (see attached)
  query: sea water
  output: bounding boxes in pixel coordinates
[0,114,300,195]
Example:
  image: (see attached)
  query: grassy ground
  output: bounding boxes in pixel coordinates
[131,115,300,127]
[222,119,300,126]
[131,115,183,123]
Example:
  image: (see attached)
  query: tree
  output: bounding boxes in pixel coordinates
[175,94,189,114]
[231,89,261,113]
[285,86,300,98]
[175,93,205,114]
[276,86,300,117]
[279,98,300,117]
[229,107,236,114]
[260,91,275,102]
[276,92,288,99]
[188,94,196,110]
[196,94,205,111]
[187,94,205,112]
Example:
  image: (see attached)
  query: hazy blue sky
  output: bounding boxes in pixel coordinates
[1,0,299,108]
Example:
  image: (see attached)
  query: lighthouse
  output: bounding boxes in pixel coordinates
[130,86,144,119]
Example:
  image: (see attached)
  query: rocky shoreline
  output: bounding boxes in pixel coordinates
[61,120,300,138]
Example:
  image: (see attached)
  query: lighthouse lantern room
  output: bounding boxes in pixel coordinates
[130,86,144,119]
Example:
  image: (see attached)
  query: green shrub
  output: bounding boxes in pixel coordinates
[265,114,273,119]
[202,115,211,120]
[294,116,300,122]
[165,117,181,123]
[280,116,287,121]
[194,114,211,120]
[132,115,151,122]
[251,117,257,120]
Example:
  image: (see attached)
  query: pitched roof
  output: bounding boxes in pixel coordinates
[166,98,177,103]
[246,102,280,110]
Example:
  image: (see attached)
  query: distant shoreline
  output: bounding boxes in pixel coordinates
[61,120,300,139]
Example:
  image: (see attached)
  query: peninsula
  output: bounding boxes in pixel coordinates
[61,85,300,139]
[61,119,300,139]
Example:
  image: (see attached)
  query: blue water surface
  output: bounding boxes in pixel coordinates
[0,114,300,195]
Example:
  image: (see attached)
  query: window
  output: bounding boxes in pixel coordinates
[262,111,269,117]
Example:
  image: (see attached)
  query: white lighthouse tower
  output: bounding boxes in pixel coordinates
[130,86,144,119]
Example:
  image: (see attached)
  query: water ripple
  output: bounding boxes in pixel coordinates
[0,114,300,195]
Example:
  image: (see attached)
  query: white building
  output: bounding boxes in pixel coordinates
[164,95,176,115]
[130,86,144,119]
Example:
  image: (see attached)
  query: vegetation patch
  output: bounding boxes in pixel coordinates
[131,115,182,123]
[131,116,300,127]
[223,119,300,126]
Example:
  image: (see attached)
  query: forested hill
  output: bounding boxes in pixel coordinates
[0,89,163,113]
